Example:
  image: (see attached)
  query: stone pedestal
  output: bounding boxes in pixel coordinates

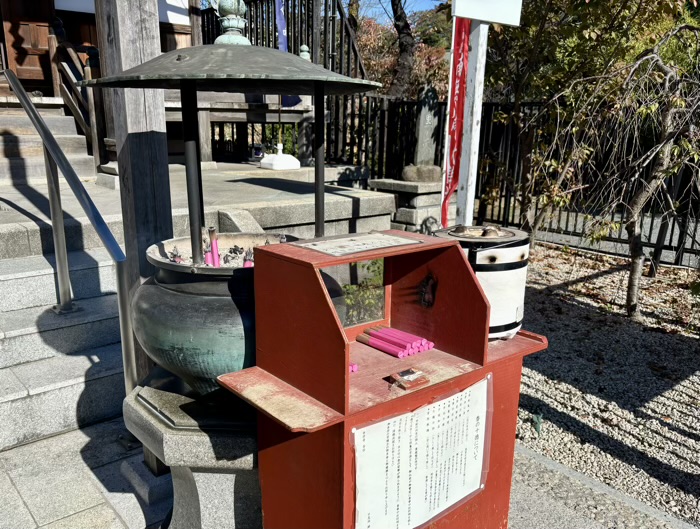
[369,179,456,233]
[123,382,261,529]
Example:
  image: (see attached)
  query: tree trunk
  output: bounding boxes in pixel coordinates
[348,0,359,33]
[387,0,415,98]
[625,215,645,320]
[622,98,675,318]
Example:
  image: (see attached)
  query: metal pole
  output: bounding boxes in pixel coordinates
[455,21,489,226]
[314,82,325,237]
[115,260,138,394]
[43,146,74,313]
[181,80,204,264]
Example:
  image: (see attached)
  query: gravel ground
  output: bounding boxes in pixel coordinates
[518,243,700,526]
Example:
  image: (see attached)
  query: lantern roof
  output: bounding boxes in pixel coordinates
[80,44,381,95]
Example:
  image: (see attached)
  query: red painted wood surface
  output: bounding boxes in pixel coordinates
[254,254,348,413]
[258,416,345,529]
[261,230,456,269]
[218,367,344,433]
[387,245,489,366]
[222,231,548,529]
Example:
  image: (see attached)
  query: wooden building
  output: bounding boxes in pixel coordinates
[0,0,193,94]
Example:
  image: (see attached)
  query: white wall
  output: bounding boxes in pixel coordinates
[54,0,192,25]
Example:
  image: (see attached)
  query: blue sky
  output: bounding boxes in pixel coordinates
[363,0,442,24]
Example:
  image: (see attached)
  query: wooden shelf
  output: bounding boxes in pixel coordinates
[218,367,344,433]
[487,330,548,363]
[348,341,480,415]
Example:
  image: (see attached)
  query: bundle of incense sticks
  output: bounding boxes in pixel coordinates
[357,326,435,358]
[357,327,434,358]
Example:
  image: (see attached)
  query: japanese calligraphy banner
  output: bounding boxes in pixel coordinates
[275,0,288,51]
[442,17,471,227]
[353,377,491,529]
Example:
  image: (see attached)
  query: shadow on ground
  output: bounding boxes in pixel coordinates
[520,275,700,503]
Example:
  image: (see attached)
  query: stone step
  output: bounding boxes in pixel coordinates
[0,106,66,117]
[0,134,87,157]
[0,342,125,450]
[0,211,126,261]
[0,108,67,117]
[0,115,77,136]
[0,294,120,369]
[0,154,95,185]
[0,248,116,312]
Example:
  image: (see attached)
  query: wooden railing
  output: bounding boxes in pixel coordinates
[47,34,107,171]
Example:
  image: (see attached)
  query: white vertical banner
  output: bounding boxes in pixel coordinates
[455,22,489,227]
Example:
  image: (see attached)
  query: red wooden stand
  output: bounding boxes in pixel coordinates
[219,231,547,529]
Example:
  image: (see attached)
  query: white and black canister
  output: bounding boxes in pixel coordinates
[433,225,530,340]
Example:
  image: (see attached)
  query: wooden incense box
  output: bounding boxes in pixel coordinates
[218,230,547,529]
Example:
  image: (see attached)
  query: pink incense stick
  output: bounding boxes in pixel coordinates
[204,252,213,266]
[366,329,411,351]
[208,227,220,268]
[357,334,406,358]
[211,239,220,267]
[377,327,421,348]
[381,327,428,346]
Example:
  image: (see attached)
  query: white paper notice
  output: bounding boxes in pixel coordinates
[354,378,489,529]
[295,233,419,256]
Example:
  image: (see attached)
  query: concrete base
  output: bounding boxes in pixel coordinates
[123,382,260,529]
[369,179,454,233]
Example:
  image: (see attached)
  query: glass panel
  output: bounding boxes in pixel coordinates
[321,259,385,328]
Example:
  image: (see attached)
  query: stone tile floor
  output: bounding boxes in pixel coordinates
[0,417,693,529]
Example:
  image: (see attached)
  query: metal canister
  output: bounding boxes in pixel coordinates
[433,225,530,340]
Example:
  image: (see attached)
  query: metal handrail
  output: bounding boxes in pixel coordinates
[1,69,138,394]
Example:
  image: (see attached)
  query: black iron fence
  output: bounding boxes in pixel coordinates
[203,0,374,168]
[471,104,700,266]
[201,4,699,265]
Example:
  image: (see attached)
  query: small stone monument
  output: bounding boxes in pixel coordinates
[415,85,440,167]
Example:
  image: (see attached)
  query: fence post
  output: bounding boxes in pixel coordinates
[84,59,107,171]
[312,0,321,63]
[43,147,74,313]
[48,34,61,98]
[189,0,203,46]
[378,98,388,180]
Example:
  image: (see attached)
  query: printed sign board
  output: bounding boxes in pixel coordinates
[452,0,523,26]
[354,378,491,529]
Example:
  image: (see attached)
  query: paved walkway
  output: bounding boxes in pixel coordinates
[0,417,693,529]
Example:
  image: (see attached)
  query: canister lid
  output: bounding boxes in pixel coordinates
[432,225,529,249]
